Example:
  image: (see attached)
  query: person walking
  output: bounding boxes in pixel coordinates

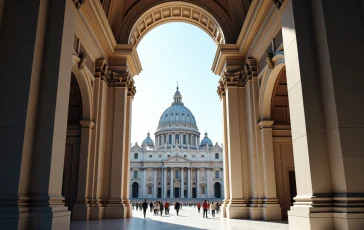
[149,201,154,213]
[207,202,210,213]
[211,202,216,217]
[202,200,208,218]
[159,201,164,216]
[142,200,148,218]
[175,201,181,216]
[154,201,159,215]
[197,202,201,213]
[165,201,170,215]
[216,202,220,214]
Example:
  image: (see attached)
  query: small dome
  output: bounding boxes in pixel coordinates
[200,132,213,146]
[142,132,154,147]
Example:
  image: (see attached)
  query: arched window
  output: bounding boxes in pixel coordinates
[201,186,206,194]
[175,134,179,143]
[134,153,138,159]
[215,153,219,159]
[183,134,186,144]
[169,134,172,144]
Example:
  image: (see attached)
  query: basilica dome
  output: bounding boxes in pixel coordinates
[157,87,198,129]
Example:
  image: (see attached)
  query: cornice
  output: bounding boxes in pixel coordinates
[110,44,142,77]
[75,0,117,60]
[211,44,242,76]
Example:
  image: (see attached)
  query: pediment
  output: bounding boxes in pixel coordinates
[131,144,142,152]
[212,144,222,152]
[164,155,191,163]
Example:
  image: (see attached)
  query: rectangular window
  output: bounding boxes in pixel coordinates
[159,155,162,158]
[201,186,205,194]
[134,170,138,179]
[148,186,152,194]
[183,135,186,144]
[169,134,172,144]
[168,155,170,157]
[149,155,152,158]
[201,155,204,158]
[175,170,179,179]
[215,170,219,179]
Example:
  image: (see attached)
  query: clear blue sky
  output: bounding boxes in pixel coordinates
[131,22,222,146]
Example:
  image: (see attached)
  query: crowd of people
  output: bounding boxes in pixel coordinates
[132,200,222,219]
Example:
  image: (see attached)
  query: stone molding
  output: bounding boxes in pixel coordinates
[128,2,225,46]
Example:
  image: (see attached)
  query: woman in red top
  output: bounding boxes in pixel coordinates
[164,202,170,215]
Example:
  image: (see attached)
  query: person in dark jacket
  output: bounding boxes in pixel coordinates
[149,202,154,213]
[175,201,181,216]
[142,200,148,218]
[159,201,164,216]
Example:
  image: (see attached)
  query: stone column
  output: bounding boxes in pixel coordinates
[188,168,192,198]
[73,121,95,220]
[143,168,147,197]
[104,82,128,219]
[153,168,157,198]
[0,1,75,229]
[282,0,364,229]
[163,168,167,198]
[224,72,248,219]
[181,168,185,198]
[170,168,174,198]
[196,168,200,198]
[206,168,210,198]
[218,87,230,217]
[258,121,281,221]
[221,169,224,198]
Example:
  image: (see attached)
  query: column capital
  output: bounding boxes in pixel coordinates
[79,120,95,129]
[258,120,274,129]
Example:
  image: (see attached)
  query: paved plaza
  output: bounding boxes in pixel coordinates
[71,207,289,230]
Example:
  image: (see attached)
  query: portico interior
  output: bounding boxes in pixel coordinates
[1,0,364,230]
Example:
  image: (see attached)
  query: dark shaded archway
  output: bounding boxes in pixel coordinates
[62,74,83,211]
[132,182,139,198]
[214,182,221,198]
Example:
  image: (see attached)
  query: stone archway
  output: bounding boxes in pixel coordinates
[127,2,226,46]
[132,182,139,198]
[214,182,221,198]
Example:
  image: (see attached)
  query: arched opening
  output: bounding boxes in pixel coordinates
[130,21,224,203]
[214,182,221,198]
[126,2,227,46]
[269,68,296,220]
[62,74,83,212]
[132,182,139,198]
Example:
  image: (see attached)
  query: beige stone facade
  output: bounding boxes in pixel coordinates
[0,0,363,230]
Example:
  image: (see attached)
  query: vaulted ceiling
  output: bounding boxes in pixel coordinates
[101,0,250,44]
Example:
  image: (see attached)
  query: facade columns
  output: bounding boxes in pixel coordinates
[187,168,192,198]
[221,169,224,198]
[170,168,174,198]
[196,168,200,198]
[258,121,281,221]
[163,168,167,198]
[143,168,147,197]
[0,1,75,229]
[153,168,157,198]
[206,168,210,197]
[181,168,185,198]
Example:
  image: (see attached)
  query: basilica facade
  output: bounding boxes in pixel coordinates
[130,88,224,199]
